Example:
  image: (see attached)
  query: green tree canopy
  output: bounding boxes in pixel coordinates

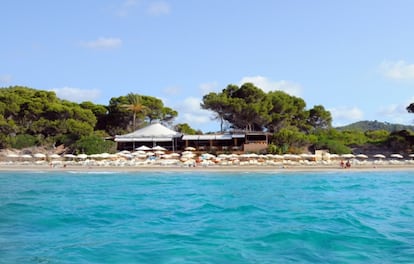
[407,102,414,113]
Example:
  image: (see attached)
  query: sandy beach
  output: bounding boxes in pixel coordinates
[1,162,414,173]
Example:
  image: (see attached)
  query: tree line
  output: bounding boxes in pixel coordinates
[0,85,413,154]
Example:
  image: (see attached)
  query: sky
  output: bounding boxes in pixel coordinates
[1,0,414,132]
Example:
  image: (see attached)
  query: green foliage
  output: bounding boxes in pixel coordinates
[314,139,351,154]
[202,83,272,131]
[407,103,414,113]
[386,130,414,153]
[201,83,332,134]
[175,123,199,135]
[307,105,332,131]
[106,93,178,133]
[271,127,312,154]
[365,130,389,143]
[337,120,414,132]
[74,135,116,155]
[11,134,38,149]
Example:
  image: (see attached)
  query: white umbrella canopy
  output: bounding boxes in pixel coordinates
[132,150,146,156]
[33,153,47,159]
[390,154,404,159]
[373,154,386,159]
[48,154,61,159]
[63,154,77,159]
[185,146,196,151]
[329,154,340,159]
[6,153,19,158]
[409,154,414,158]
[77,154,88,159]
[20,154,32,159]
[201,153,216,160]
[355,154,368,159]
[152,145,167,151]
[136,145,151,151]
[341,154,355,159]
[283,154,301,160]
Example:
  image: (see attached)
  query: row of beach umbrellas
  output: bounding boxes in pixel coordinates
[4,149,414,161]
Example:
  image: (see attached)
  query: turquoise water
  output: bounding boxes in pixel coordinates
[1,170,414,263]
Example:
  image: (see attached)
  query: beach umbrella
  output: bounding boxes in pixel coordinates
[63,154,76,159]
[136,145,151,151]
[355,154,368,159]
[409,154,414,158]
[329,154,340,159]
[77,154,88,159]
[49,154,61,159]
[373,154,386,159]
[152,145,167,151]
[6,153,19,158]
[20,154,32,159]
[33,153,47,159]
[201,153,216,160]
[341,154,355,159]
[283,154,301,160]
[272,154,284,160]
[185,146,196,151]
[132,150,146,156]
[390,154,404,159]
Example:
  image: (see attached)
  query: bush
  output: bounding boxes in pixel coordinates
[11,134,38,149]
[314,139,351,154]
[74,135,116,154]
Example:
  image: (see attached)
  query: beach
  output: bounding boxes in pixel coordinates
[1,161,414,173]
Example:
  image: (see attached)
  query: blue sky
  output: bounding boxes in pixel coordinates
[1,0,414,132]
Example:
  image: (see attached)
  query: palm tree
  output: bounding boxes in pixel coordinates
[122,93,147,130]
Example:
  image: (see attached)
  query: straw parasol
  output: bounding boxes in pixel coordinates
[390,154,404,159]
[77,154,88,159]
[48,154,61,159]
[341,154,355,159]
[136,145,151,151]
[355,154,368,159]
[33,153,47,159]
[152,145,167,151]
[373,154,386,159]
[185,146,196,151]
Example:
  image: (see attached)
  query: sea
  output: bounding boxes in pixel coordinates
[1,170,414,263]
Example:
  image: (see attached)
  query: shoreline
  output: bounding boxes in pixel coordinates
[1,163,414,173]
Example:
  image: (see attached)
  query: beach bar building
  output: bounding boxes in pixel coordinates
[114,122,182,151]
[114,123,270,153]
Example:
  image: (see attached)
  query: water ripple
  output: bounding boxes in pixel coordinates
[1,171,414,263]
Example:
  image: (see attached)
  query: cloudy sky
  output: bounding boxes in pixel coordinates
[1,0,414,132]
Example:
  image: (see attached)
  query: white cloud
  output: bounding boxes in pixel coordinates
[239,76,302,96]
[51,87,101,103]
[376,98,414,124]
[163,86,181,96]
[199,82,218,94]
[147,1,170,16]
[380,60,414,80]
[175,97,211,125]
[81,37,122,49]
[329,106,364,126]
[0,74,12,84]
[117,0,140,17]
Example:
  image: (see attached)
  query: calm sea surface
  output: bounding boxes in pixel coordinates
[1,170,414,263]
